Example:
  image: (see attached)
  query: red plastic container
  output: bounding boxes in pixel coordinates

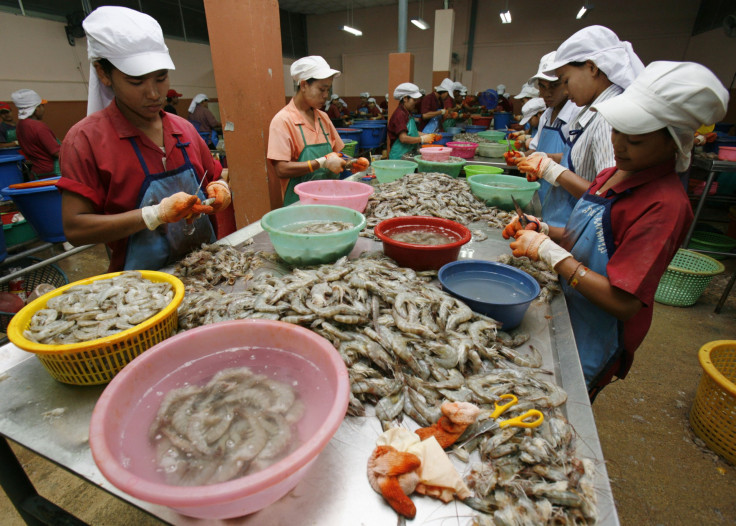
[718,146,736,161]
[446,141,479,160]
[374,216,471,271]
[471,115,492,128]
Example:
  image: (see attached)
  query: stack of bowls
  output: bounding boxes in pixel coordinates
[420,146,452,162]
[294,180,374,213]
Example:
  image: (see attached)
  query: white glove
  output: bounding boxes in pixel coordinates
[538,238,573,269]
[517,152,567,186]
[315,152,346,174]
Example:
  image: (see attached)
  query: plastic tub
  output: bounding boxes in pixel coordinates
[446,126,462,135]
[467,173,540,210]
[477,130,507,142]
[336,128,362,145]
[0,146,21,157]
[89,319,350,519]
[413,155,466,178]
[3,219,36,247]
[446,141,479,160]
[436,132,455,146]
[372,160,418,183]
[654,249,724,306]
[476,142,507,158]
[341,140,358,158]
[420,146,452,162]
[350,121,387,149]
[0,155,25,189]
[688,231,736,260]
[260,205,366,266]
[294,180,374,213]
[718,146,736,161]
[465,124,487,133]
[690,340,736,464]
[463,165,505,177]
[493,112,513,130]
[471,115,493,128]
[497,139,518,151]
[438,260,540,329]
[1,177,65,243]
[374,216,471,271]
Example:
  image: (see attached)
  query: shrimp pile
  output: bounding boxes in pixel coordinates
[149,366,304,486]
[23,271,173,344]
[175,247,597,523]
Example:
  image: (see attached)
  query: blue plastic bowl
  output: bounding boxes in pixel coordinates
[0,146,21,157]
[438,260,540,329]
[1,177,66,243]
[465,124,487,133]
[446,127,462,135]
[436,132,455,146]
[0,155,25,189]
[337,128,363,146]
[493,112,513,130]
[350,121,387,149]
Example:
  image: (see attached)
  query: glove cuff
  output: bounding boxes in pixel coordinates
[142,204,163,230]
[314,156,326,169]
[537,238,572,269]
[535,220,550,235]
[207,179,229,192]
[543,161,566,186]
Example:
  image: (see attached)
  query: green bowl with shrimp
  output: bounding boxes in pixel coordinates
[260,204,366,266]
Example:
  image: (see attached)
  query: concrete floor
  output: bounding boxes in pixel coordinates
[0,242,735,525]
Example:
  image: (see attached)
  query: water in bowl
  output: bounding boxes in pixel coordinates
[284,220,354,234]
[389,229,456,246]
[448,271,528,304]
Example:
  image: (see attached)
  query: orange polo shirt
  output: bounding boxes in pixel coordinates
[267,98,344,195]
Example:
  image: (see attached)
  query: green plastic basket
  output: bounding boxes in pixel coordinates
[688,231,736,260]
[654,249,725,307]
[341,140,358,158]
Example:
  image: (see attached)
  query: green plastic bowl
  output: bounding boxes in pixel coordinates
[413,155,466,178]
[467,174,540,210]
[260,205,366,266]
[477,130,506,141]
[497,139,518,151]
[463,165,505,178]
[372,160,418,183]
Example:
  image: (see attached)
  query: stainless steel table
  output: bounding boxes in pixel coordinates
[0,221,619,525]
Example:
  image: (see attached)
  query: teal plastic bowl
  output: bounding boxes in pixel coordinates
[477,130,507,142]
[463,165,505,177]
[467,173,540,210]
[372,160,418,183]
[413,155,466,178]
[261,205,366,266]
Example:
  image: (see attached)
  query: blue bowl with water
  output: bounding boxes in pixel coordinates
[438,260,540,329]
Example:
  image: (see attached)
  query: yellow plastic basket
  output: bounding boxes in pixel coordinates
[690,340,736,464]
[7,271,185,386]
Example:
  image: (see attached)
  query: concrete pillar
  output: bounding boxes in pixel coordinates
[387,53,414,154]
[203,0,284,226]
[432,9,454,83]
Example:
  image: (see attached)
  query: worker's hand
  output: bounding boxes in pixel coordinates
[694,132,718,146]
[206,180,232,212]
[142,192,212,230]
[511,230,572,269]
[317,152,347,174]
[447,111,459,119]
[501,214,549,240]
[421,134,438,144]
[503,150,524,166]
[517,152,566,185]
[508,131,526,141]
[350,157,370,173]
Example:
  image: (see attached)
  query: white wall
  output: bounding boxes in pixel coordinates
[0,11,218,101]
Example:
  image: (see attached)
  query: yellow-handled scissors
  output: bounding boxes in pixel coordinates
[457,394,544,446]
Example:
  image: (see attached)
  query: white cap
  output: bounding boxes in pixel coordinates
[514,82,540,100]
[360,92,370,98]
[84,6,175,115]
[593,61,729,172]
[435,78,455,97]
[544,25,644,90]
[290,56,341,82]
[394,82,422,100]
[11,89,44,120]
[331,93,339,100]
[187,93,208,114]
[519,97,546,125]
[368,97,376,104]
[496,84,506,95]
[339,98,347,105]
[385,93,389,99]
[530,51,559,84]
[419,88,426,95]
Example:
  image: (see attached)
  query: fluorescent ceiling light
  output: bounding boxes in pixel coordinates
[499,10,511,24]
[576,6,587,19]
[342,25,363,36]
[411,17,430,30]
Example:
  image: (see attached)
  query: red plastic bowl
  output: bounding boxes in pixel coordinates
[89,319,350,519]
[374,216,472,271]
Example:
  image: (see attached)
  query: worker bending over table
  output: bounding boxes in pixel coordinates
[387,83,440,160]
[57,6,231,272]
[504,61,728,399]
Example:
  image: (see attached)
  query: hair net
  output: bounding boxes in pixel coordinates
[11,89,45,120]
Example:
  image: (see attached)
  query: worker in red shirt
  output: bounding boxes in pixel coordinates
[56,6,231,271]
[419,78,456,130]
[11,89,60,178]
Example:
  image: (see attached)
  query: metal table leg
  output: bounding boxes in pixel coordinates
[715,270,736,314]
[0,437,88,525]
[683,168,717,247]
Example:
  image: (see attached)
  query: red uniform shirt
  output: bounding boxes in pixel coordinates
[420,92,441,116]
[327,104,341,120]
[388,104,411,142]
[367,105,382,118]
[16,118,60,175]
[57,102,220,272]
[588,160,692,377]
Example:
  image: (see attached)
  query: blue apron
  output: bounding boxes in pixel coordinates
[124,137,215,270]
[560,190,623,388]
[537,124,579,227]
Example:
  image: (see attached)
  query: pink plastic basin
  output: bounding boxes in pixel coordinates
[294,179,374,212]
[718,146,736,162]
[446,141,479,160]
[89,319,350,520]
[420,146,452,162]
